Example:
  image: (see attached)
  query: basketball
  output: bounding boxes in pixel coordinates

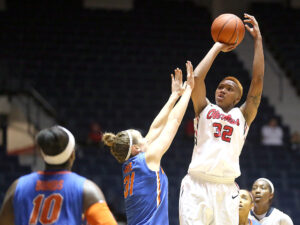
[211,13,245,46]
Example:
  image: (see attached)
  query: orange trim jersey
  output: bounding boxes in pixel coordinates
[188,102,249,183]
[122,152,169,225]
[85,202,117,225]
[14,170,85,225]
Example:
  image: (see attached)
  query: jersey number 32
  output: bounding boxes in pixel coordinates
[213,123,233,143]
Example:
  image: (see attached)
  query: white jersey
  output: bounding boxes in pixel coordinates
[249,208,294,225]
[188,102,248,183]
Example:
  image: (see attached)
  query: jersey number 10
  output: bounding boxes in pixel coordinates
[124,172,135,199]
[29,194,63,225]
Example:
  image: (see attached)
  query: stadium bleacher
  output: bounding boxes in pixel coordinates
[0,1,299,224]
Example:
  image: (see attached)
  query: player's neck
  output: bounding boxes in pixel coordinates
[45,165,71,171]
[219,104,233,113]
[239,213,250,225]
[254,204,270,216]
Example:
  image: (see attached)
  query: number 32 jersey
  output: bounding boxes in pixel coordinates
[14,170,85,225]
[122,152,169,225]
[188,102,249,182]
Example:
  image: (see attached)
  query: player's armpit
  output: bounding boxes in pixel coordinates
[85,202,117,225]
[240,92,262,126]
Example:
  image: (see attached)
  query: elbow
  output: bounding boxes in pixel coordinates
[167,116,181,128]
[172,118,181,128]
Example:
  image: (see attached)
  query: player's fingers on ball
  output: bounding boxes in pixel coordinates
[244,13,253,18]
[244,24,251,32]
[243,19,252,23]
[252,18,258,24]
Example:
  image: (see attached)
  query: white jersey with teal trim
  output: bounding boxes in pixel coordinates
[249,208,294,225]
[188,102,249,182]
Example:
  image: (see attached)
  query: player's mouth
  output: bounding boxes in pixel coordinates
[217,95,225,101]
[254,196,262,201]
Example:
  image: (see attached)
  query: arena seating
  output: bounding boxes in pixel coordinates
[0,1,299,224]
[251,2,300,94]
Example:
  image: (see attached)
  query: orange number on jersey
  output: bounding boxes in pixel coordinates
[124,172,135,199]
[29,194,63,225]
[213,123,233,143]
[29,195,43,224]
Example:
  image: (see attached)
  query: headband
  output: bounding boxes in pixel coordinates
[256,178,274,194]
[124,130,133,161]
[223,76,243,97]
[41,126,75,165]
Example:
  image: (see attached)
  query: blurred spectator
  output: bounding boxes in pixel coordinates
[261,117,283,146]
[290,131,300,152]
[184,119,194,139]
[87,122,103,146]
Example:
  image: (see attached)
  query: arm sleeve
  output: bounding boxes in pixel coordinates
[85,202,118,225]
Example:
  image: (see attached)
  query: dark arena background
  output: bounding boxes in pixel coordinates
[0,0,299,224]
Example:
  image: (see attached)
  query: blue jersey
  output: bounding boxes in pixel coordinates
[250,218,261,225]
[122,152,169,225]
[14,170,86,225]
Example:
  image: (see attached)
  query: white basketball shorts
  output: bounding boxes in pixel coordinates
[179,174,239,225]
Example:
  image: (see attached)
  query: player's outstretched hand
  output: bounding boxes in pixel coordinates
[171,68,184,96]
[215,42,237,53]
[244,13,262,40]
[184,61,194,90]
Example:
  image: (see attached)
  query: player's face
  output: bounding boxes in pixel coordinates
[239,190,253,213]
[130,130,147,153]
[252,180,273,205]
[215,80,240,111]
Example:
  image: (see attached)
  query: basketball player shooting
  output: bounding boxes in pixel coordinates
[179,13,264,225]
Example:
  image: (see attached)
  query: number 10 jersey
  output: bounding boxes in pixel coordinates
[188,102,249,183]
[14,170,85,225]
